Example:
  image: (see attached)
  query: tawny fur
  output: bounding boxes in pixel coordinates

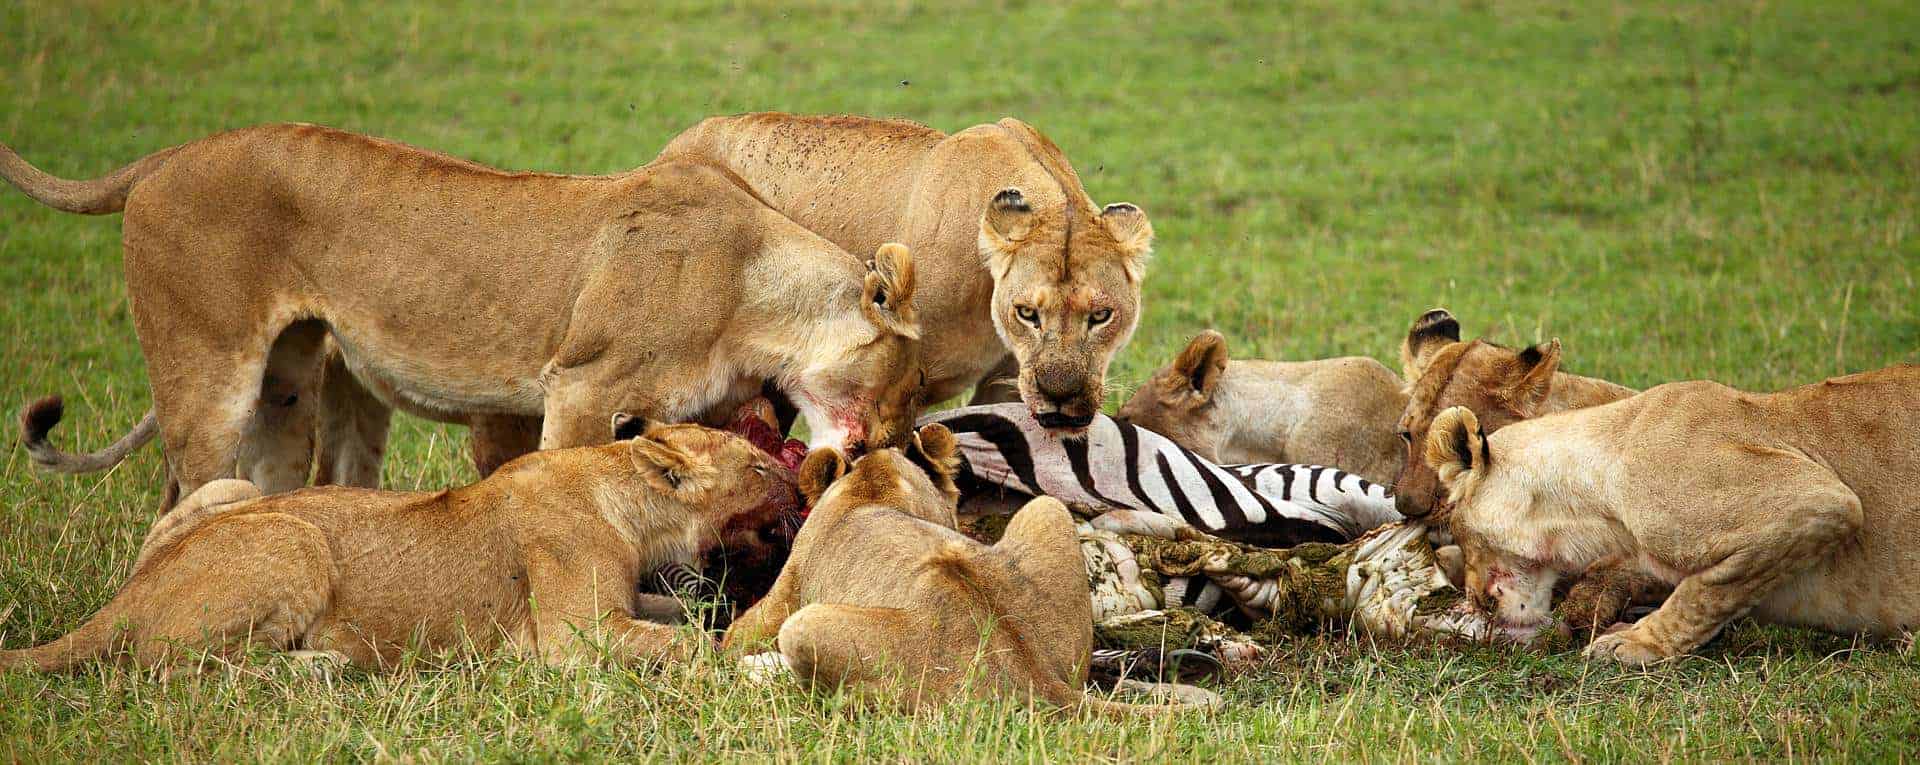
[1115,329,1408,484]
[660,113,1151,426]
[0,125,923,506]
[1393,309,1657,627]
[1428,364,1920,665]
[723,425,1179,714]
[0,421,797,672]
[1391,309,1637,522]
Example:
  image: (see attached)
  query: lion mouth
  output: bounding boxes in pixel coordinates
[1034,411,1095,430]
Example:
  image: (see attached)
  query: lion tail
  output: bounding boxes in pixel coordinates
[0,141,180,214]
[0,599,129,672]
[19,396,159,474]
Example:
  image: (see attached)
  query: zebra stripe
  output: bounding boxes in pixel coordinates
[922,404,1399,545]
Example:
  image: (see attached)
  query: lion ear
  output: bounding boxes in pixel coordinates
[979,188,1033,278]
[905,423,962,501]
[1171,330,1229,401]
[798,448,849,507]
[1507,339,1562,416]
[862,243,920,339]
[1100,202,1153,282]
[1401,308,1462,382]
[628,435,717,499]
[610,412,651,441]
[1424,406,1489,490]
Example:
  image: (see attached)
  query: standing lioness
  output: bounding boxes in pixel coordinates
[1,125,922,504]
[1427,365,1920,664]
[1,417,797,672]
[663,113,1152,429]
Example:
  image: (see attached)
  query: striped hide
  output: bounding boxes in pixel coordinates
[920,404,1402,546]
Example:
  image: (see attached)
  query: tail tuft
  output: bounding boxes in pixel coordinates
[17,399,159,474]
[20,395,65,451]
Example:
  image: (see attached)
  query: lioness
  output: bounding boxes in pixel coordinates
[1,125,924,505]
[1115,329,1407,484]
[0,416,798,672]
[662,113,1152,429]
[1425,364,1920,665]
[1391,309,1636,521]
[722,424,1156,712]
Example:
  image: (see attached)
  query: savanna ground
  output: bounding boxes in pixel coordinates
[2,0,1917,760]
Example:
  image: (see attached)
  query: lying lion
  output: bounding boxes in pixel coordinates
[1,126,923,506]
[722,424,1193,712]
[1115,329,1408,484]
[0,416,796,672]
[1426,364,1920,664]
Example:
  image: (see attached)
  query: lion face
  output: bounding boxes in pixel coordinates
[1424,406,1561,641]
[1114,329,1229,459]
[614,416,800,554]
[979,188,1152,432]
[1391,309,1562,523]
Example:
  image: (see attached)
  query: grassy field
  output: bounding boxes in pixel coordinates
[3,0,1918,760]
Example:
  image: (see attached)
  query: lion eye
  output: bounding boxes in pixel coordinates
[1397,430,1413,443]
[1015,305,1041,327]
[1088,308,1113,327]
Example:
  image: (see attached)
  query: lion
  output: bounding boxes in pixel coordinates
[1115,329,1408,484]
[720,424,1195,713]
[1,125,924,506]
[661,113,1152,430]
[1424,364,1920,665]
[0,416,798,672]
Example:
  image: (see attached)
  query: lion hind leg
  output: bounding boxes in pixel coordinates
[124,513,334,669]
[132,478,263,571]
[236,320,329,494]
[777,603,946,709]
[312,348,392,488]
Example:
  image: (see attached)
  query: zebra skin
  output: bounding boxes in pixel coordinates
[920,404,1402,547]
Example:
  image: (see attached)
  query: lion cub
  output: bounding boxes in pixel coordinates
[723,424,1122,711]
[1,417,797,672]
[1116,330,1407,484]
[1427,364,1920,665]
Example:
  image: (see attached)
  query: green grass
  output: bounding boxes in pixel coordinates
[3,0,1918,760]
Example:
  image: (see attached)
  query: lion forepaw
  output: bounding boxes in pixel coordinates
[1583,627,1676,666]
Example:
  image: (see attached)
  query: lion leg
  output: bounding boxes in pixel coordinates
[523,547,700,666]
[721,577,800,654]
[312,350,391,488]
[537,365,677,450]
[468,414,542,477]
[123,513,334,668]
[967,354,1022,406]
[1558,558,1673,633]
[1586,481,1860,665]
[234,321,328,494]
[777,603,944,708]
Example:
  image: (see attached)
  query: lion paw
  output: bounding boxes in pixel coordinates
[1583,627,1675,666]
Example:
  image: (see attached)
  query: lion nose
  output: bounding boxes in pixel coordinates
[1394,492,1427,519]
[1036,374,1084,408]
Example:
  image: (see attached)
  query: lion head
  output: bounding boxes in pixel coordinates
[1390,309,1566,523]
[977,122,1152,432]
[798,422,962,526]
